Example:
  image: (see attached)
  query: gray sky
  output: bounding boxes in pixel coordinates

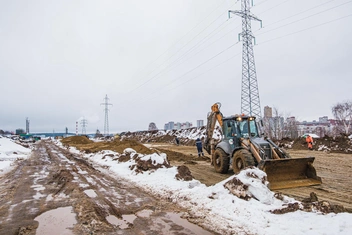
[1,0,351,133]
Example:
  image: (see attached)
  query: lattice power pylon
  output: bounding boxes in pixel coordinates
[229,0,262,118]
[101,95,112,136]
[80,118,88,135]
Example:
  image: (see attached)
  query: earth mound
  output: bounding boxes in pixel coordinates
[61,137,155,155]
[175,165,193,181]
[61,136,93,145]
[271,192,348,214]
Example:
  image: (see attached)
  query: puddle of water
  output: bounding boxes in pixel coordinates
[84,189,97,198]
[106,214,137,229]
[35,206,76,235]
[164,212,213,235]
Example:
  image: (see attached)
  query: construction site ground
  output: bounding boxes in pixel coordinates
[0,140,217,235]
[145,143,352,212]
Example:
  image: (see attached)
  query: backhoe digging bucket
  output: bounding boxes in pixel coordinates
[258,157,322,190]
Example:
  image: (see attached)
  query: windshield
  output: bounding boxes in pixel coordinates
[239,119,258,137]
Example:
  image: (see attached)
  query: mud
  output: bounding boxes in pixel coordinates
[147,143,352,212]
[0,141,218,235]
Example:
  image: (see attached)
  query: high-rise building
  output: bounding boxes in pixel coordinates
[264,106,272,118]
[196,120,204,128]
[164,121,175,130]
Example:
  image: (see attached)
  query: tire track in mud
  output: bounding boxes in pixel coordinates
[0,141,218,235]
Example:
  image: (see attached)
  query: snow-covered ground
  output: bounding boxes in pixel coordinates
[53,139,351,235]
[0,136,32,174]
[1,137,351,234]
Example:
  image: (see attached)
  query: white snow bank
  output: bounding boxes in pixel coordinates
[0,137,32,174]
[55,140,352,235]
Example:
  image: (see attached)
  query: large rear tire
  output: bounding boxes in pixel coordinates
[232,149,256,174]
[213,149,229,174]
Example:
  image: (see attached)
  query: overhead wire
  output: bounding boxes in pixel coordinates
[127,0,241,94]
[125,0,229,89]
[256,0,352,36]
[131,0,352,106]
[135,44,242,105]
[258,13,352,45]
[256,0,291,16]
[127,0,233,93]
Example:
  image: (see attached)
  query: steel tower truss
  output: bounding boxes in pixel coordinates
[229,0,262,118]
[101,95,112,136]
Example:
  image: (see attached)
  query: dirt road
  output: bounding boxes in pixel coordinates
[148,143,352,211]
[0,141,216,235]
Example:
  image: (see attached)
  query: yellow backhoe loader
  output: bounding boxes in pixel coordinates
[204,103,322,190]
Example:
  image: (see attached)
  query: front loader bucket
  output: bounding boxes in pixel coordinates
[258,157,322,190]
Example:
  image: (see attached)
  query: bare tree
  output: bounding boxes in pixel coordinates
[331,101,352,135]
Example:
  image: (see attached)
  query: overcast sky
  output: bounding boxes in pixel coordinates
[1,0,351,134]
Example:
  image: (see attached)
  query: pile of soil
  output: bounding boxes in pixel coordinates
[175,165,193,181]
[61,137,155,155]
[129,153,171,174]
[122,128,352,153]
[61,136,93,145]
[271,192,348,214]
[278,136,352,153]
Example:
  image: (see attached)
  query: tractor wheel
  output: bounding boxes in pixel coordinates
[232,149,256,174]
[213,149,229,174]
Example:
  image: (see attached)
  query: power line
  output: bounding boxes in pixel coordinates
[256,0,352,36]
[256,0,292,16]
[258,0,338,29]
[128,1,240,94]
[138,50,242,105]
[128,42,239,106]
[127,0,231,92]
[258,13,352,45]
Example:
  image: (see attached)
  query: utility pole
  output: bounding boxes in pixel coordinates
[101,94,113,137]
[229,0,262,118]
[80,118,88,135]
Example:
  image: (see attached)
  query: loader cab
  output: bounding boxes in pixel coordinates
[237,117,259,138]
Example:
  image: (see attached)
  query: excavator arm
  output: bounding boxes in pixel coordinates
[204,103,223,155]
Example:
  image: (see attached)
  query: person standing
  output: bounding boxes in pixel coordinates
[195,138,204,157]
[306,134,313,150]
[175,137,180,146]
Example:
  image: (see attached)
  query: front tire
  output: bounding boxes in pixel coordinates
[213,149,229,174]
[232,149,256,174]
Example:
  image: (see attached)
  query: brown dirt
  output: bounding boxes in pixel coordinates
[62,137,155,155]
[0,140,218,235]
[147,143,352,212]
[175,165,194,181]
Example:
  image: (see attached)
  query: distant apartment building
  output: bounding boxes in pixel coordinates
[264,106,272,118]
[298,117,334,137]
[164,121,192,130]
[15,128,25,135]
[197,120,204,128]
[181,122,192,129]
[164,121,174,130]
